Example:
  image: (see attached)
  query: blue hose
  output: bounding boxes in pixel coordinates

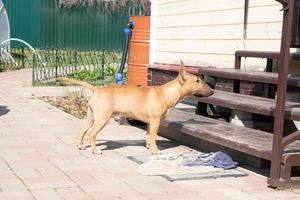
[116,21,135,85]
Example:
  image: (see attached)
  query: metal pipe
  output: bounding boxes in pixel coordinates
[0,47,18,66]
[115,21,135,85]
[1,38,46,67]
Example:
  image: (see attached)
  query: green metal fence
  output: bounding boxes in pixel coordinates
[31,48,122,85]
[2,0,41,47]
[2,0,147,50]
[0,44,122,85]
[1,0,147,85]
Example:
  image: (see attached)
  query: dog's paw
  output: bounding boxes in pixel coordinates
[146,142,150,149]
[92,149,103,155]
[150,148,161,155]
[77,144,86,150]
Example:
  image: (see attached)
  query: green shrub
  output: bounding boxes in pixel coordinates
[69,64,120,86]
[70,69,100,83]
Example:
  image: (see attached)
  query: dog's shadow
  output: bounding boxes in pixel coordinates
[87,118,216,151]
[86,139,178,151]
[0,105,9,116]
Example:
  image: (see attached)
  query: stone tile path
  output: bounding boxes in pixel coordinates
[0,69,300,200]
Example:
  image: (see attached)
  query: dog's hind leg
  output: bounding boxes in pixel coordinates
[148,119,160,155]
[88,111,112,154]
[77,107,93,150]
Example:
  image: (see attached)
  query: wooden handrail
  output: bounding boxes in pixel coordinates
[282,130,300,148]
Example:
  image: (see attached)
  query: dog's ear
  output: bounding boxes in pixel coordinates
[178,60,187,83]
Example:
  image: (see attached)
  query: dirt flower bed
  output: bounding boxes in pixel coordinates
[39,92,88,119]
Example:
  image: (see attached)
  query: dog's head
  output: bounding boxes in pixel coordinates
[177,61,214,97]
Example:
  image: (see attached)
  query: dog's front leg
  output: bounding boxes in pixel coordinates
[145,132,150,149]
[148,119,160,155]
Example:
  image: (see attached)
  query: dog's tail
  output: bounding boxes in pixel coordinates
[56,77,97,91]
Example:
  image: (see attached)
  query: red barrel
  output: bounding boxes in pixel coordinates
[127,16,150,87]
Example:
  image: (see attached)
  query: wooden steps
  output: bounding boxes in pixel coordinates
[149,60,300,187]
[198,67,300,87]
[161,109,300,161]
[149,63,300,87]
[190,90,300,120]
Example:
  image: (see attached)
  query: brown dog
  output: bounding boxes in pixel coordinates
[57,61,214,155]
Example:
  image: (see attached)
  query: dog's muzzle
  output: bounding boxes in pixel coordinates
[194,90,214,97]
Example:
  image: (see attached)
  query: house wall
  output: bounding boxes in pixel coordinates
[150,0,284,71]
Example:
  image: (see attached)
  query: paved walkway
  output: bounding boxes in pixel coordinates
[0,69,300,200]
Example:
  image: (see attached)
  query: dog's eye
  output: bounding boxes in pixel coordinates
[196,79,200,83]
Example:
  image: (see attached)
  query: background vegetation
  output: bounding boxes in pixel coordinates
[57,0,147,10]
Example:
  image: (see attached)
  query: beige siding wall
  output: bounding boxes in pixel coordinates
[151,0,284,70]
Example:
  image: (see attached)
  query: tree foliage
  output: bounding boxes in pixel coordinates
[57,0,147,9]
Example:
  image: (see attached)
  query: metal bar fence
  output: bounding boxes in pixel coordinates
[30,48,122,85]
[0,44,123,85]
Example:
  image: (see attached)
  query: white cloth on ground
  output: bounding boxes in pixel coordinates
[137,153,223,176]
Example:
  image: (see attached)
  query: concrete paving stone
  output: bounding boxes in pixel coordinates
[252,190,300,200]
[0,168,13,176]
[59,164,100,172]
[95,159,138,174]
[233,175,275,193]
[0,152,22,162]
[31,189,64,200]
[9,157,53,169]
[20,152,49,163]
[27,143,63,151]
[293,188,300,194]
[88,193,125,200]
[146,192,204,200]
[190,190,232,200]
[0,129,15,136]
[68,155,98,165]
[114,145,152,156]
[0,174,27,191]
[77,183,103,194]
[82,182,147,200]
[0,120,9,127]
[283,198,300,200]
[217,188,261,200]
[1,69,300,200]
[53,153,89,165]
[113,192,149,200]
[35,166,65,177]
[212,177,255,191]
[10,146,37,154]
[26,137,61,145]
[24,175,77,190]
[92,172,128,185]
[71,153,104,163]
[176,179,240,200]
[176,178,228,189]
[120,175,169,195]
[0,191,35,200]
[0,161,13,176]
[8,167,41,179]
[43,160,76,171]
[56,187,92,200]
[68,172,101,186]
[50,145,78,154]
